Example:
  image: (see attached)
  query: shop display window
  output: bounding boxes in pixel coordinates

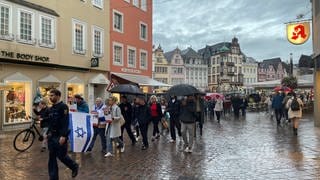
[38,84,60,106]
[4,82,31,124]
[66,83,84,105]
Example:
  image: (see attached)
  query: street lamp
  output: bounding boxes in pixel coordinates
[290,53,293,76]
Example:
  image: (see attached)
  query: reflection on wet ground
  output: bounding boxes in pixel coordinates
[1,112,320,179]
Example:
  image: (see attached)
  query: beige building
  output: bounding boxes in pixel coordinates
[0,0,110,130]
[312,0,320,126]
[153,45,169,84]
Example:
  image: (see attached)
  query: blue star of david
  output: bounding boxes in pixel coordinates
[74,127,86,138]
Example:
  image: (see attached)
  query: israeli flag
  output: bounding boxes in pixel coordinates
[69,112,93,152]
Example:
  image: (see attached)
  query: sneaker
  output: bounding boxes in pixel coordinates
[184,147,189,153]
[104,152,114,157]
[72,163,79,178]
[188,148,193,153]
[169,139,175,143]
[120,144,125,153]
[156,134,160,139]
[151,136,155,141]
[135,136,139,142]
[141,145,148,150]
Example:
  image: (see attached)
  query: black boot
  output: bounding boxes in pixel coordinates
[293,128,298,136]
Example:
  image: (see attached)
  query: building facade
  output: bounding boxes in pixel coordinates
[152,45,170,87]
[181,47,208,91]
[164,48,186,86]
[242,57,258,94]
[312,0,320,126]
[109,0,153,92]
[0,0,110,130]
[198,37,244,93]
[257,58,288,82]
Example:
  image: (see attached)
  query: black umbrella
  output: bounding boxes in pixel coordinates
[110,84,144,95]
[166,84,199,96]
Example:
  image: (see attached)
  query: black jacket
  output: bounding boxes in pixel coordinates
[48,101,69,137]
[136,104,151,125]
[119,102,133,123]
[34,107,50,128]
[167,99,180,117]
[179,100,196,124]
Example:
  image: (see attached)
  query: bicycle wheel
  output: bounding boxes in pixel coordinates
[13,129,35,152]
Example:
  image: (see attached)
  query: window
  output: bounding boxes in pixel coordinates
[141,0,147,11]
[140,22,147,41]
[39,15,55,48]
[124,0,130,3]
[113,42,123,65]
[72,19,86,54]
[92,0,103,9]
[18,9,34,44]
[140,49,147,69]
[133,0,139,7]
[92,26,104,57]
[0,3,12,40]
[113,10,123,33]
[127,46,136,67]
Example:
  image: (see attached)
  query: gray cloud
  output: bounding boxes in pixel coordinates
[153,0,312,63]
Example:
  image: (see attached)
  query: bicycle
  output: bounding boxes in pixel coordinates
[13,116,44,152]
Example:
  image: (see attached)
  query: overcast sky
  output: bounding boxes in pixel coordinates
[153,0,313,63]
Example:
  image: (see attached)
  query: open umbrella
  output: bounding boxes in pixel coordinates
[166,84,199,96]
[206,93,224,100]
[109,84,144,95]
[274,86,292,92]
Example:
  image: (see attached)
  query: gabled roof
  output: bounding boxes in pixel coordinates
[181,47,206,64]
[8,0,59,17]
[261,57,282,70]
[164,48,181,63]
[198,42,232,57]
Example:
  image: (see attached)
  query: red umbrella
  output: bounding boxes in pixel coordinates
[273,86,292,92]
[206,93,224,100]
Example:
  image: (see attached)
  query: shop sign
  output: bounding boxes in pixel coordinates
[286,22,310,45]
[0,50,50,62]
[121,68,141,74]
[91,57,99,67]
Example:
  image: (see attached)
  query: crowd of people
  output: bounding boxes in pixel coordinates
[32,88,309,179]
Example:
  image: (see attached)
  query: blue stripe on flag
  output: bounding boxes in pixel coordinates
[69,113,74,151]
[81,115,92,152]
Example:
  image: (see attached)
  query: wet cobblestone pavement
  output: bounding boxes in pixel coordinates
[1,112,320,180]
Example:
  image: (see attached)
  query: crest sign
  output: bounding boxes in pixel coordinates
[286,22,310,45]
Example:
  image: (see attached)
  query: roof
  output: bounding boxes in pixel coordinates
[260,57,282,70]
[164,48,181,63]
[298,54,313,68]
[8,0,59,17]
[198,42,232,57]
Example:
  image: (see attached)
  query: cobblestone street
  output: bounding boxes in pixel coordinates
[1,112,320,180]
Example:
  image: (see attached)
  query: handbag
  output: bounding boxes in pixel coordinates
[161,118,169,129]
[119,115,126,126]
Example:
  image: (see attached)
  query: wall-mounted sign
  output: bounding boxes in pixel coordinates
[0,50,50,62]
[121,68,141,74]
[286,22,310,45]
[91,57,99,67]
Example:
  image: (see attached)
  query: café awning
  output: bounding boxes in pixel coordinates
[112,73,171,87]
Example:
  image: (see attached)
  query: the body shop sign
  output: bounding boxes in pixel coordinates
[0,50,50,62]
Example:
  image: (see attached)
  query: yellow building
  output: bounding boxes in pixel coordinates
[312,0,320,126]
[152,45,170,92]
[0,0,110,130]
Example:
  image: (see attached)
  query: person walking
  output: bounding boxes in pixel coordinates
[135,96,151,150]
[104,96,125,157]
[160,98,169,135]
[149,95,163,141]
[33,99,50,152]
[231,95,242,118]
[180,96,196,153]
[240,96,248,116]
[214,95,223,123]
[286,93,304,135]
[119,95,137,145]
[167,96,182,143]
[194,94,205,136]
[47,89,79,179]
[74,94,89,113]
[272,91,284,126]
[87,97,107,153]
[132,98,140,141]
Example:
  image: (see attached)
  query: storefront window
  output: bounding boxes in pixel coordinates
[4,82,31,124]
[66,83,84,105]
[38,83,60,106]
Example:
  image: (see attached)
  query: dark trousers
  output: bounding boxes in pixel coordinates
[241,108,246,116]
[139,123,149,147]
[170,116,181,141]
[120,122,136,143]
[88,127,106,151]
[215,111,221,122]
[274,108,283,123]
[283,108,289,120]
[151,116,160,136]
[48,137,77,180]
[234,108,240,118]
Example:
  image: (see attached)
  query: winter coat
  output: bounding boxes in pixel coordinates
[136,104,151,125]
[34,106,50,128]
[119,102,133,123]
[286,97,304,119]
[77,100,89,113]
[272,94,284,110]
[214,99,223,111]
[167,99,180,118]
[179,100,196,124]
[109,104,122,138]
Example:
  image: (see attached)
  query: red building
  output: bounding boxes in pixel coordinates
[110,0,154,92]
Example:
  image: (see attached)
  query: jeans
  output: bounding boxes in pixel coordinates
[120,121,136,143]
[106,125,123,153]
[41,127,48,148]
[181,122,195,149]
[170,116,182,141]
[88,127,106,151]
[274,108,283,124]
[48,137,77,180]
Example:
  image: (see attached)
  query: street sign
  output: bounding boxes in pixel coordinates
[286,22,310,45]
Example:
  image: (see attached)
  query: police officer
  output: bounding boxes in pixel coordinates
[47,89,78,180]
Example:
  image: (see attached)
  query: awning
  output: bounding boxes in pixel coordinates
[38,74,61,83]
[112,73,171,87]
[89,73,110,84]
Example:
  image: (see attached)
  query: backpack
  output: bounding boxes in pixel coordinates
[291,98,300,111]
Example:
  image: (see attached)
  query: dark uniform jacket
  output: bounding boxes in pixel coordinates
[48,101,70,137]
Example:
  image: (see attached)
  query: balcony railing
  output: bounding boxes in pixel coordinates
[226,62,235,66]
[227,72,235,76]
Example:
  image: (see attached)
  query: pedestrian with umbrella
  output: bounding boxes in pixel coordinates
[167,95,182,143]
[214,95,223,123]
